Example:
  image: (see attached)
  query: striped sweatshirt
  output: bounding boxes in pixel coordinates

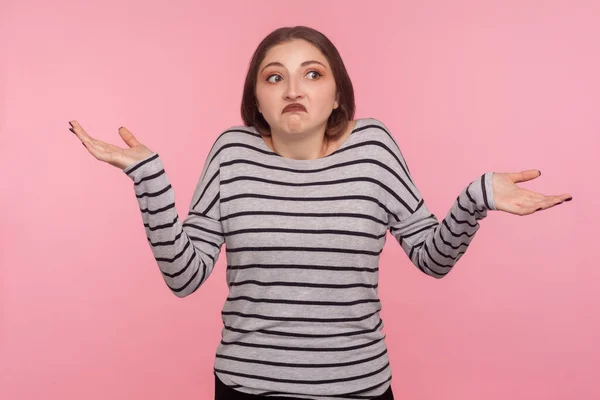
[123,118,496,399]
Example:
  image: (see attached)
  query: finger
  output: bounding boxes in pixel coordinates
[70,121,119,155]
[561,194,573,202]
[73,127,114,158]
[81,139,102,160]
[69,120,94,146]
[118,126,140,148]
[502,193,553,215]
[534,194,573,213]
[511,169,541,184]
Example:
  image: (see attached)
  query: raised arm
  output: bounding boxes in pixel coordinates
[387,167,495,278]
[70,121,225,296]
[380,127,495,278]
[378,123,571,278]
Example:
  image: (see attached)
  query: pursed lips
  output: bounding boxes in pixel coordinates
[282,103,307,113]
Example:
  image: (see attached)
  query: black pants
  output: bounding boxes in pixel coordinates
[215,373,395,400]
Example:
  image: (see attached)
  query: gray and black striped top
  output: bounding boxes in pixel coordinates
[123,118,496,399]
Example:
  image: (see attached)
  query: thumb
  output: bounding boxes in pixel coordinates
[511,169,541,183]
[118,126,140,148]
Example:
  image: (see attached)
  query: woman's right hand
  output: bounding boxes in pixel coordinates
[69,120,154,170]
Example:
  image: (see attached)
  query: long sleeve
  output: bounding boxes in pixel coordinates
[123,150,225,297]
[379,127,496,278]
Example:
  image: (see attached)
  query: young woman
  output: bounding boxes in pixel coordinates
[69,26,572,400]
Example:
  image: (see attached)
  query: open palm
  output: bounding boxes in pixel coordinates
[69,120,153,170]
[492,170,572,215]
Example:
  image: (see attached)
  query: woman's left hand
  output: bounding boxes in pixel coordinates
[492,170,572,216]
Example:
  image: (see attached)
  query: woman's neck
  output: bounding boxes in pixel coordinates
[262,120,356,160]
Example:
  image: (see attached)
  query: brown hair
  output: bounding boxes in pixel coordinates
[241,26,355,140]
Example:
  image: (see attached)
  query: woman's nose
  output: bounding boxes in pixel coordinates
[284,77,304,100]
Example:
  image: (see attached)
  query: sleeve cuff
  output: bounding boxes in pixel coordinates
[468,172,496,211]
[480,172,496,211]
[122,152,162,182]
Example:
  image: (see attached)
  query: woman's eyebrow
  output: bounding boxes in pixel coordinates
[260,60,326,74]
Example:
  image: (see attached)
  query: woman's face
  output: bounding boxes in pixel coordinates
[255,39,339,136]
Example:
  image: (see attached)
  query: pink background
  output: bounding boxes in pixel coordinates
[1,0,598,399]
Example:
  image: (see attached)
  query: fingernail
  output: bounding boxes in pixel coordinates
[68,121,74,128]
[538,170,542,176]
[69,128,75,134]
[535,208,542,212]
[565,197,573,202]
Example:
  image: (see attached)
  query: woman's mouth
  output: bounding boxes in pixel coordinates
[282,103,307,113]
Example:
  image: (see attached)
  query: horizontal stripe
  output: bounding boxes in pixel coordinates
[126,153,159,176]
[225,296,381,307]
[220,336,383,352]
[182,221,222,236]
[229,280,378,289]
[220,309,381,323]
[140,202,175,215]
[222,318,383,338]
[215,348,387,368]
[227,263,379,273]
[223,227,385,239]
[214,361,389,385]
[220,210,387,225]
[134,168,165,186]
[145,216,178,231]
[225,246,383,256]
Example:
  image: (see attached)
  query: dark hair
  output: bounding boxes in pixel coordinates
[241,26,355,140]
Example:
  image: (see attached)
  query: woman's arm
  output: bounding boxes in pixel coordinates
[123,151,225,297]
[69,120,225,296]
[387,169,494,278]
[380,123,571,278]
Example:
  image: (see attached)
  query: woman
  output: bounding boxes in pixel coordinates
[69,26,572,400]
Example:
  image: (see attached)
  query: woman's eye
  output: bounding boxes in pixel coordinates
[306,70,322,79]
[266,74,282,83]
[265,71,322,83]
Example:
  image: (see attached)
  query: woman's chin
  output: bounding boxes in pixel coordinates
[269,114,326,136]
[281,115,307,133]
